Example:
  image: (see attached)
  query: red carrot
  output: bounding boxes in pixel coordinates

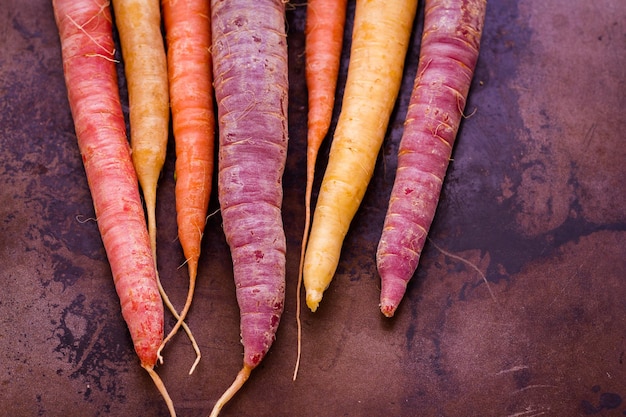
[208,0,288,415]
[376,0,487,317]
[294,0,348,381]
[51,0,175,415]
[157,0,215,372]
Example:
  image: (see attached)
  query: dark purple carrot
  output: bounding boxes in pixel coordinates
[376,0,487,317]
[208,0,288,415]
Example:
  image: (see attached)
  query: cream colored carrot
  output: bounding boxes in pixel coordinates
[111,0,169,264]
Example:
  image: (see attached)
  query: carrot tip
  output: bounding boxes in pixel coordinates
[305,290,322,312]
[143,364,177,417]
[380,301,397,318]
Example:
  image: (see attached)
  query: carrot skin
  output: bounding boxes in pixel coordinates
[209,0,288,412]
[52,0,163,369]
[377,0,487,317]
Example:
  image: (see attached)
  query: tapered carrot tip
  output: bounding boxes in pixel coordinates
[306,290,323,312]
[143,364,177,417]
[379,274,409,318]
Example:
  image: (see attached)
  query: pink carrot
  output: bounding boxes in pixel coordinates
[52,0,174,414]
[208,0,288,415]
[376,0,487,317]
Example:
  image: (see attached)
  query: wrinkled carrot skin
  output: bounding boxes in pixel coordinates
[209,1,288,413]
[52,0,163,369]
[377,0,487,317]
[111,0,169,260]
[303,0,418,312]
[163,0,214,282]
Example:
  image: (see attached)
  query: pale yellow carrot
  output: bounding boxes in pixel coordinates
[111,0,169,263]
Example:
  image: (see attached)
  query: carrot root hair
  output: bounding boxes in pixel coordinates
[143,364,177,417]
[156,272,202,374]
[209,365,252,417]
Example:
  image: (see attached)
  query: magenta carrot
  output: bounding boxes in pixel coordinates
[51,0,174,415]
[157,0,215,372]
[294,0,348,381]
[208,0,288,415]
[376,0,487,317]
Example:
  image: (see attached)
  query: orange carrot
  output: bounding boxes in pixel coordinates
[51,0,175,415]
[157,0,215,373]
[294,0,348,380]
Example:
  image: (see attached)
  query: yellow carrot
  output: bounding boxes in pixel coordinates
[111,0,169,263]
[303,0,418,312]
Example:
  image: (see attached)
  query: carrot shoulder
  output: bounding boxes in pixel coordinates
[303,0,418,312]
[377,0,487,317]
[208,0,288,415]
[158,0,215,371]
[51,1,174,415]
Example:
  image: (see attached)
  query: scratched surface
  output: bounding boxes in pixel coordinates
[1,1,625,416]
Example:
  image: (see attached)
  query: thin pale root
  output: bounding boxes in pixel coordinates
[143,364,177,417]
[156,272,201,374]
[209,365,252,417]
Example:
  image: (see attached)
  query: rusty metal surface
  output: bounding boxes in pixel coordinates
[1,1,625,416]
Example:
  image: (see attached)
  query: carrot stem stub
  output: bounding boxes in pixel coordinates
[376,0,487,317]
[209,0,288,415]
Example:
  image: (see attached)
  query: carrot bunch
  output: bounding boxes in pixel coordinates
[52,0,488,415]
[303,0,418,312]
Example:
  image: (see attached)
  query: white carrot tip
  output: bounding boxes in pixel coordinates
[305,290,323,312]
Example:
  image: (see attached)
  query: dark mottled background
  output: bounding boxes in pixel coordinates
[1,1,625,416]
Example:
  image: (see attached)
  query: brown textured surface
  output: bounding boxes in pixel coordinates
[1,1,625,416]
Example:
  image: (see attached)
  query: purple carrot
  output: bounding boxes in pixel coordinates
[376,0,487,317]
[208,0,288,415]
